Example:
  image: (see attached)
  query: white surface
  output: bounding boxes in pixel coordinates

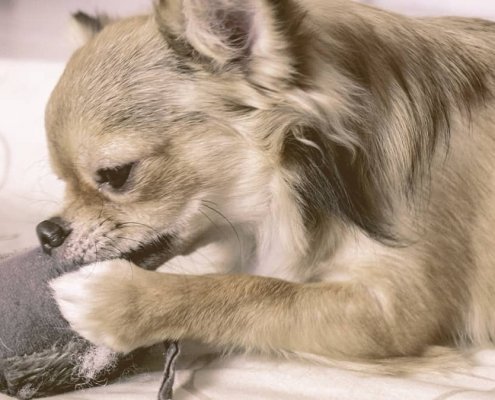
[367,0,495,17]
[2,1,495,400]
[4,349,495,400]
[0,0,151,61]
[0,59,64,253]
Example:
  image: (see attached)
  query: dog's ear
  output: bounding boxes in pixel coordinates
[155,0,303,82]
[71,11,113,45]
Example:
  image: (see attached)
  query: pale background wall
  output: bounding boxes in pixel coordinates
[0,0,150,61]
[366,0,495,17]
[1,1,495,252]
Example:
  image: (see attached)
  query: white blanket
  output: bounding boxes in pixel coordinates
[3,345,495,400]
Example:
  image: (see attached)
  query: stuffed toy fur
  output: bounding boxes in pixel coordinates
[0,249,179,400]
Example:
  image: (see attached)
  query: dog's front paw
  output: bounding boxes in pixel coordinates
[50,260,153,353]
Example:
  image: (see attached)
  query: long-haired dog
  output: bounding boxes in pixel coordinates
[45,0,495,367]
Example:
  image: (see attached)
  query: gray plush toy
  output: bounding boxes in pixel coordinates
[0,248,179,400]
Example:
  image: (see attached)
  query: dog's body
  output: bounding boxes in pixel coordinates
[47,0,495,363]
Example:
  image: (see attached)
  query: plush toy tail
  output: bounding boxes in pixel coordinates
[158,341,181,400]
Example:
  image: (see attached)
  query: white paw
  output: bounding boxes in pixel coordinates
[50,260,145,353]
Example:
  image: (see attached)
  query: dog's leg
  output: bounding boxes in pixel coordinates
[51,259,439,358]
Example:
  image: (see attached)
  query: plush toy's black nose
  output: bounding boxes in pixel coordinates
[36,219,71,255]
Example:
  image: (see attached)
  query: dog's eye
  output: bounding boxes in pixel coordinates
[96,163,134,190]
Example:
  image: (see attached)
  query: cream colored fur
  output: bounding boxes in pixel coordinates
[47,0,495,370]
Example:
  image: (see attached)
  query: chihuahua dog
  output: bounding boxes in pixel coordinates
[45,0,495,366]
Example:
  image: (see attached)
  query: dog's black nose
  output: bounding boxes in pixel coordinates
[36,219,71,255]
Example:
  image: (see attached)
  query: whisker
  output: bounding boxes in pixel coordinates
[102,233,120,246]
[116,221,161,237]
[102,234,139,255]
[97,199,105,220]
[201,199,219,206]
[103,241,123,257]
[114,236,146,246]
[193,249,215,269]
[94,240,98,262]
[200,202,242,261]
[129,260,134,279]
[85,260,99,277]
[199,209,221,231]
[99,217,113,228]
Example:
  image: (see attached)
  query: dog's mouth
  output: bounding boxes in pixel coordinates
[120,233,177,270]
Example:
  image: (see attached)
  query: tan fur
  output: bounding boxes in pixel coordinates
[48,0,495,369]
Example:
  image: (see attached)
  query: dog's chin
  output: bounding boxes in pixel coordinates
[120,234,177,271]
[51,233,179,271]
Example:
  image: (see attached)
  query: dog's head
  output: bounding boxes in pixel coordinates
[41,0,316,269]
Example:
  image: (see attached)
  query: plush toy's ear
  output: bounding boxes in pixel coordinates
[71,11,113,45]
[155,0,301,83]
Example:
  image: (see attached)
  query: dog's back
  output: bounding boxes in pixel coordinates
[285,0,495,349]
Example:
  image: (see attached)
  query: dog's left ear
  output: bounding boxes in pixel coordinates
[71,11,113,45]
[156,0,303,83]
